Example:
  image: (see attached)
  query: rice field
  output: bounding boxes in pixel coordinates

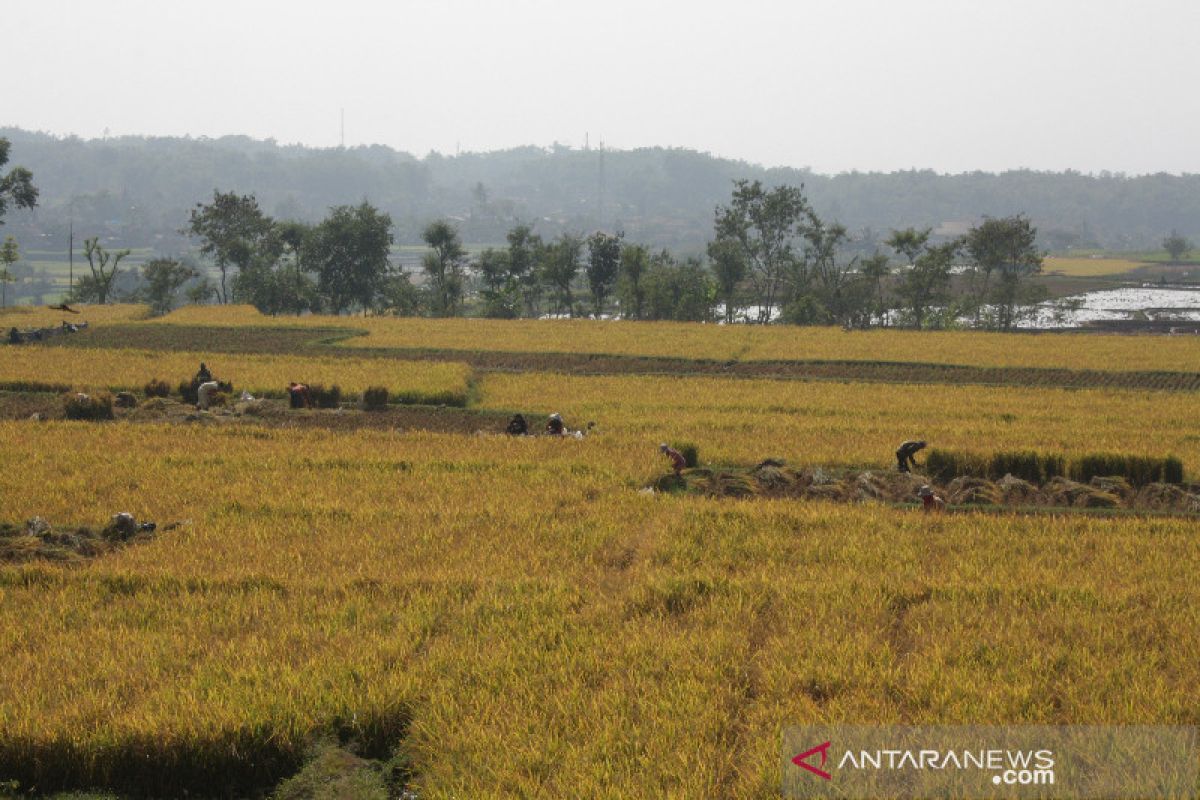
[0,347,473,403]
[477,371,1200,469]
[1042,256,1148,277]
[0,302,149,329]
[1,422,1198,797]
[126,303,1200,373]
[2,308,1199,797]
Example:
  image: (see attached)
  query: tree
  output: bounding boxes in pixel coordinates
[506,224,544,317]
[801,219,860,326]
[964,215,1044,330]
[141,258,198,316]
[895,241,957,329]
[186,278,217,305]
[377,271,423,316]
[642,252,715,321]
[0,139,38,226]
[858,252,892,326]
[713,180,817,323]
[617,243,651,319]
[1163,230,1191,262]
[309,203,394,314]
[0,236,18,308]
[706,238,746,323]
[231,221,321,315]
[422,220,468,317]
[185,191,276,304]
[477,247,520,318]
[885,228,931,266]
[75,237,131,304]
[586,231,622,317]
[542,234,584,316]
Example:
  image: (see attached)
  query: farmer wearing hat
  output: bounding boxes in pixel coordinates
[896,439,927,472]
[546,412,566,436]
[918,484,945,512]
[660,443,687,476]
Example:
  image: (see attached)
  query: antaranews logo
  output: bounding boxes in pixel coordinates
[782,725,1198,799]
[790,739,1054,786]
[791,741,832,781]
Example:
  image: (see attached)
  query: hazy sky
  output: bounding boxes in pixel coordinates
[8,0,1200,174]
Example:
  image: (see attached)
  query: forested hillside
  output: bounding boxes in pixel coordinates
[4,127,1199,253]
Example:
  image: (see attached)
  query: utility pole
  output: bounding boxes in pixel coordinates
[340,108,345,149]
[68,217,74,296]
[596,139,606,228]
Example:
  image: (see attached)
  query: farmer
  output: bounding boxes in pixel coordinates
[895,440,927,473]
[506,413,528,436]
[546,412,566,436]
[195,362,213,384]
[8,327,20,345]
[288,382,312,409]
[917,484,945,512]
[195,380,220,410]
[660,443,687,476]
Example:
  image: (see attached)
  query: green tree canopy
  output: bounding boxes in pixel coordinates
[0,139,38,226]
[422,220,467,317]
[586,231,622,318]
[185,191,276,304]
[309,203,394,314]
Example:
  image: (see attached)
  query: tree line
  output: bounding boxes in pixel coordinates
[62,182,1048,331]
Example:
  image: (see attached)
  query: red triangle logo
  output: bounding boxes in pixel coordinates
[792,740,832,780]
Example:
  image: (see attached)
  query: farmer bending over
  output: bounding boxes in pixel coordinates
[546,412,566,436]
[660,443,687,476]
[288,382,312,409]
[895,440,927,473]
[917,484,945,512]
[506,413,528,436]
[196,380,220,410]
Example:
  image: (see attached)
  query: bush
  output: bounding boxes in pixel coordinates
[362,386,389,411]
[143,378,171,398]
[63,392,114,421]
[674,442,700,469]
